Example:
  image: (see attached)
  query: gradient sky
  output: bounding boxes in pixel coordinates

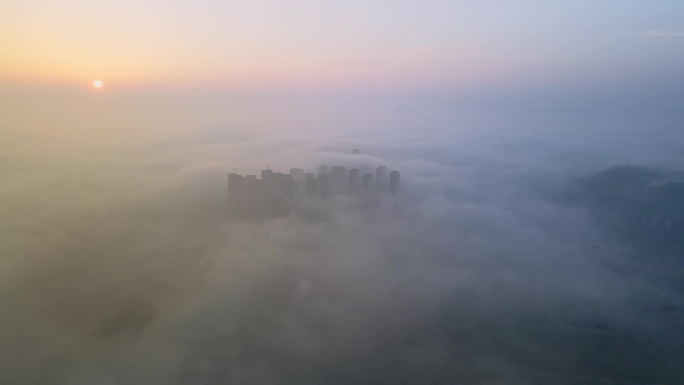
[2,0,684,89]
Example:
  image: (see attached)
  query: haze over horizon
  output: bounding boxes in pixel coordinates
[2,0,684,87]
[2,1,684,384]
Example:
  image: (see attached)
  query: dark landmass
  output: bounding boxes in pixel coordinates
[574,165,684,275]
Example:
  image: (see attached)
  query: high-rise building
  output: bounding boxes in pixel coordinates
[389,171,400,194]
[230,163,400,217]
[282,173,295,203]
[290,168,304,199]
[228,173,245,211]
[318,174,331,198]
[261,169,274,183]
[252,179,264,214]
[361,173,373,192]
[331,166,348,194]
[305,173,317,196]
[348,169,360,194]
[376,166,388,192]
[244,176,258,212]
[272,172,287,197]
[266,172,294,215]
[267,172,281,212]
[228,173,244,196]
[290,168,304,177]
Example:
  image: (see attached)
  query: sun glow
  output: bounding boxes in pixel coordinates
[93,79,103,88]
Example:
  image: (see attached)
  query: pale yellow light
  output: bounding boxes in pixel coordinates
[93,79,103,88]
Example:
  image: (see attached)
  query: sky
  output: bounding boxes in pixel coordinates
[2,0,684,89]
[2,2,684,384]
[2,0,683,145]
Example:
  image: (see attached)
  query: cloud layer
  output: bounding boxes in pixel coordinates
[2,101,683,384]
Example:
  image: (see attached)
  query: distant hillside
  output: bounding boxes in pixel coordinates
[576,165,684,263]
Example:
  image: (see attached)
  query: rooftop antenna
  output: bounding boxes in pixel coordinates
[266,165,271,170]
[232,167,238,174]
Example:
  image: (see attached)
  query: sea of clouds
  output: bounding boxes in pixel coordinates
[1,92,683,384]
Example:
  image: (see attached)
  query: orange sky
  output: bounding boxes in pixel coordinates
[2,0,683,89]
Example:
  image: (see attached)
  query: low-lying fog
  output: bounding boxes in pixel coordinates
[2,88,683,384]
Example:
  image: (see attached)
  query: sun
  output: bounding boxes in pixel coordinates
[93,80,103,88]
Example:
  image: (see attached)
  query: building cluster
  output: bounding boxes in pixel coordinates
[228,165,400,216]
